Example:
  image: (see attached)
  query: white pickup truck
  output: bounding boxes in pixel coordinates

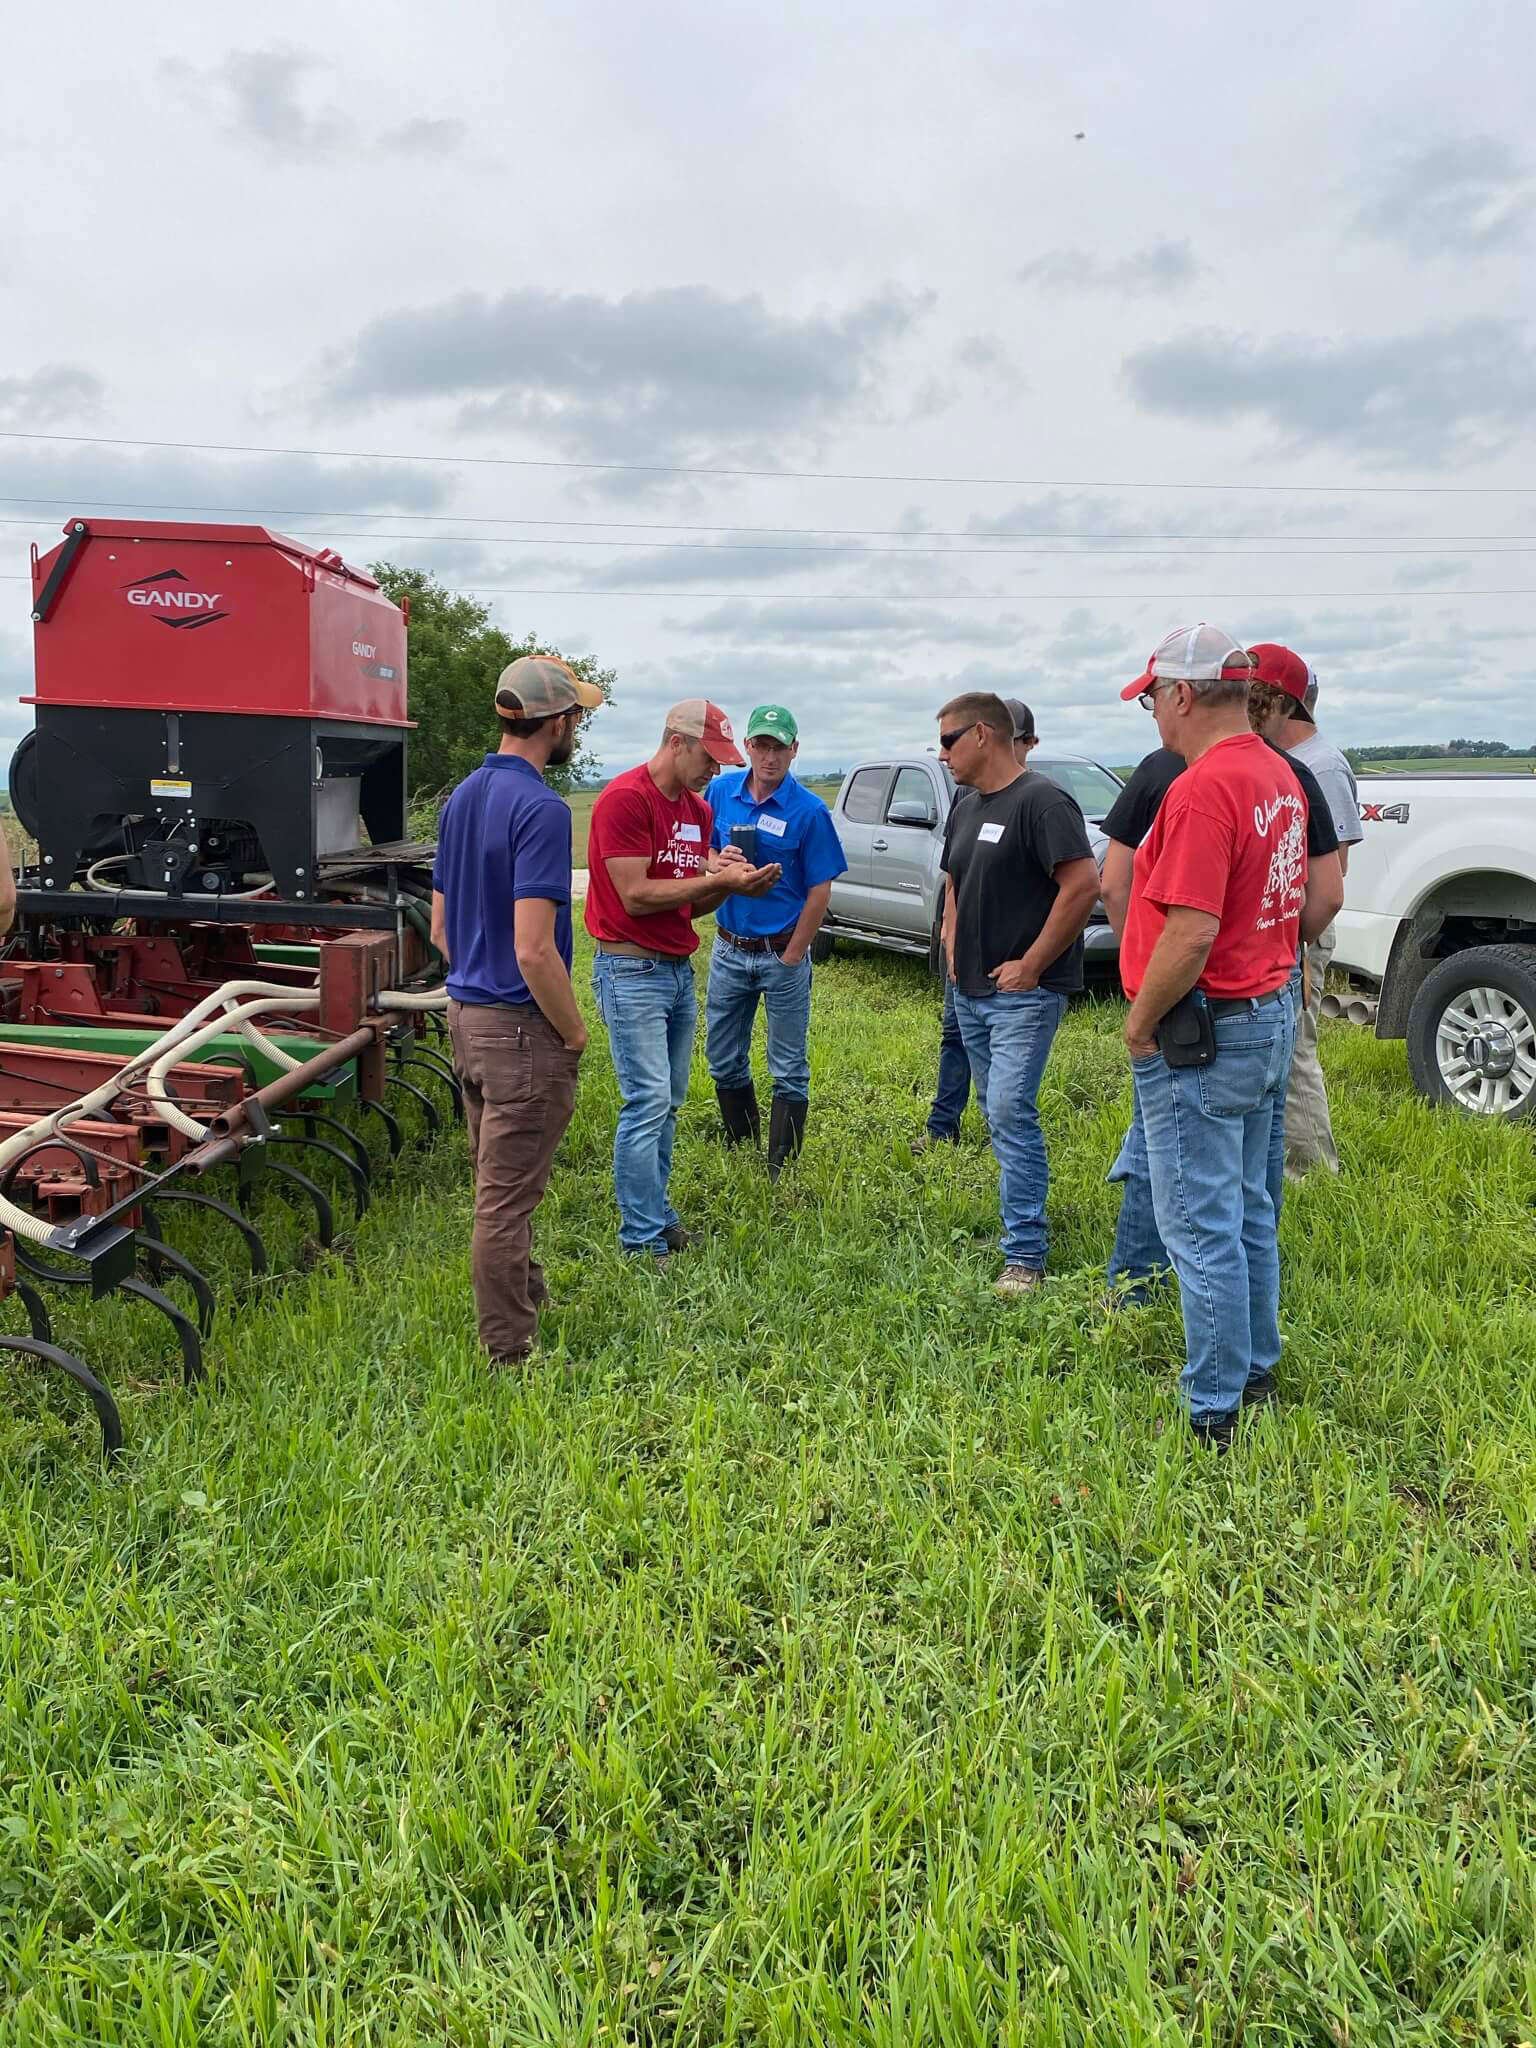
[1331,774,1536,1120]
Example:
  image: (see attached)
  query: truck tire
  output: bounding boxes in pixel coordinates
[1405,943,1536,1120]
[808,930,835,965]
[927,906,946,981]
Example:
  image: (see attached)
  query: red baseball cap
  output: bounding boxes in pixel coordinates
[666,696,746,766]
[1247,643,1314,722]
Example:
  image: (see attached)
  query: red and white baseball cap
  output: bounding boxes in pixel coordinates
[1247,643,1315,722]
[1121,622,1256,701]
[666,697,746,766]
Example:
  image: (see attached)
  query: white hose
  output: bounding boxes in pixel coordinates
[0,966,432,1250]
[0,980,321,1246]
[378,990,449,1012]
[84,853,277,901]
[144,995,320,1141]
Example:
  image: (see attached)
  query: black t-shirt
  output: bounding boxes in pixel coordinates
[1103,743,1340,857]
[940,773,1095,996]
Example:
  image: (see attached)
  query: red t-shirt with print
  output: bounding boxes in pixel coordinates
[1120,731,1306,1000]
[584,762,714,956]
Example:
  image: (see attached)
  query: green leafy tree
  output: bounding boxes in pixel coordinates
[368,564,616,810]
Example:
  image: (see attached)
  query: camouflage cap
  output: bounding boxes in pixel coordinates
[494,655,605,718]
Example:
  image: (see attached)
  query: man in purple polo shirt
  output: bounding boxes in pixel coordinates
[431,654,605,1367]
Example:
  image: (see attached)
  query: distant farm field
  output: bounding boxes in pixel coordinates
[6,934,1536,2043]
[1361,756,1536,775]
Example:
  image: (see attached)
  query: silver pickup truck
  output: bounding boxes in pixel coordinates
[811,752,1123,975]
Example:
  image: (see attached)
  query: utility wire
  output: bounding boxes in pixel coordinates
[0,513,1527,559]
[0,492,1528,545]
[1,426,1532,495]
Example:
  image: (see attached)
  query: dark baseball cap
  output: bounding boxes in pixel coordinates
[1002,697,1035,741]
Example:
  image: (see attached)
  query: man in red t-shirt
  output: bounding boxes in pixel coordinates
[1113,623,1329,1447]
[586,699,781,1263]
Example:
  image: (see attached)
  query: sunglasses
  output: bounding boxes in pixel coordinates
[938,723,978,751]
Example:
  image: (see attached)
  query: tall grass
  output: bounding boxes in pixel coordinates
[4,935,1536,2044]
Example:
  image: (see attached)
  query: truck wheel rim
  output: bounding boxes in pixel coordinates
[1435,986,1536,1115]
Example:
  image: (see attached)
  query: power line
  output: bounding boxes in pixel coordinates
[0,492,1528,545]
[0,513,1527,560]
[0,570,1517,599]
[1,426,1532,496]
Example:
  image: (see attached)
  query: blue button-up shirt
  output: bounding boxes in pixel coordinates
[709,769,847,937]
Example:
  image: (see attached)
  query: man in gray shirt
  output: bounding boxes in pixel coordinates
[1251,646,1363,1175]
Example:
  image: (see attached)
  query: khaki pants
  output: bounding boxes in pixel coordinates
[447,999,580,1360]
[1284,921,1339,1175]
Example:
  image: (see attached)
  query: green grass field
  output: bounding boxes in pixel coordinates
[5,938,1536,2044]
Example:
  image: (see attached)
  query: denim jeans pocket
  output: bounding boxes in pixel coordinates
[602,956,658,978]
[1194,1030,1282,1117]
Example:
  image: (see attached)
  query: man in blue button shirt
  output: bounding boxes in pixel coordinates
[431,654,605,1367]
[705,704,847,1177]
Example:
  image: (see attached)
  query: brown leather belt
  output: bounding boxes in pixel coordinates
[595,940,684,961]
[715,926,798,956]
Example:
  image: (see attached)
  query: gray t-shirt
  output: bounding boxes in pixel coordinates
[1288,731,1362,845]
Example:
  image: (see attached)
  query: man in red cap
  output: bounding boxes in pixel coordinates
[586,700,781,1264]
[1247,645,1362,1176]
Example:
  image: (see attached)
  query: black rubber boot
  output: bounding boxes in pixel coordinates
[716,1082,761,1147]
[767,1095,807,1181]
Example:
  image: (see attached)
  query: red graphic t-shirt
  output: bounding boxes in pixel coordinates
[584,762,714,956]
[1120,732,1306,1000]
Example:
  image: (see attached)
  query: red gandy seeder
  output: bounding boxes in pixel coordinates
[3,518,459,1457]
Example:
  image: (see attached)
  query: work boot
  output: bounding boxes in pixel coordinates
[994,1263,1044,1297]
[715,1082,761,1147]
[911,1128,959,1154]
[766,1095,807,1181]
[662,1223,692,1253]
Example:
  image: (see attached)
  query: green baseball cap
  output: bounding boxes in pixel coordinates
[745,704,798,744]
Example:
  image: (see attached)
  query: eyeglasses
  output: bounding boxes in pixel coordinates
[1137,680,1177,712]
[938,723,978,751]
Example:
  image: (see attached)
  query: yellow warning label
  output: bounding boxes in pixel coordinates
[150,778,193,798]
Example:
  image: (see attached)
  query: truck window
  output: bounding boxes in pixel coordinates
[843,768,891,824]
[887,767,938,821]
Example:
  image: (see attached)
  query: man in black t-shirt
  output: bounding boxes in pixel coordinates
[1101,712,1345,1306]
[937,690,1100,1294]
[917,695,1038,1150]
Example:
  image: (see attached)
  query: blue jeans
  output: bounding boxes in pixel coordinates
[1108,980,1298,1298]
[951,987,1068,1268]
[591,954,696,1254]
[927,974,974,1138]
[705,940,813,1099]
[1128,993,1297,1422]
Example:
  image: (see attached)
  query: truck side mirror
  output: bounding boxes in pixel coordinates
[886,800,936,828]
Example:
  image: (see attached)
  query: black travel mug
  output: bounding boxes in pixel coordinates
[728,824,759,865]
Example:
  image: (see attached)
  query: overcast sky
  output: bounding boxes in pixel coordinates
[4,0,1535,777]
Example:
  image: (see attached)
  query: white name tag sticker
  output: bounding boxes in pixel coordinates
[758,815,788,838]
[977,821,1005,844]
[676,823,702,842]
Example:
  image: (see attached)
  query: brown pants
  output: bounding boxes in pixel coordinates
[447,999,580,1361]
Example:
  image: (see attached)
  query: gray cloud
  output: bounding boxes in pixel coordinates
[1018,239,1204,296]
[1354,139,1531,256]
[0,447,458,525]
[161,46,465,161]
[317,283,930,469]
[965,489,1362,544]
[670,597,1039,648]
[379,116,468,158]
[0,365,103,430]
[1393,557,1471,590]
[1121,319,1536,467]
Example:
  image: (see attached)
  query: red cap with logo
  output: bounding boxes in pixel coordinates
[666,697,746,766]
[1247,643,1315,722]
